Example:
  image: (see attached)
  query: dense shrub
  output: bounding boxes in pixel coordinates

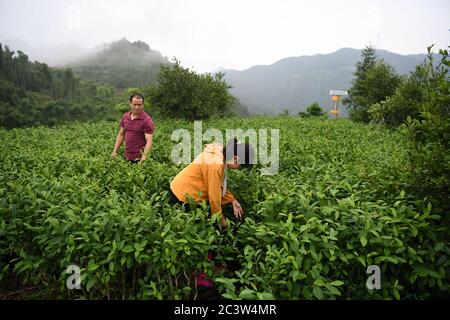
[0,118,448,299]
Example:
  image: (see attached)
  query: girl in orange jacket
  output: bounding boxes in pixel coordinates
[170,139,255,227]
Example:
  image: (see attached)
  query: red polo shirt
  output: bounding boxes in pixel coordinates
[120,111,155,160]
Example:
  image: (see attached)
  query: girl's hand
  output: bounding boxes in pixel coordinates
[213,212,229,228]
[232,200,243,219]
[221,215,228,228]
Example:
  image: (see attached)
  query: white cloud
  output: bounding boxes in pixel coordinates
[0,0,449,72]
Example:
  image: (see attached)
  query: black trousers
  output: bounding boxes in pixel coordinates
[169,188,184,205]
[168,186,235,219]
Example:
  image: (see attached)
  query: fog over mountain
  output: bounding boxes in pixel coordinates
[1,38,95,66]
[66,38,171,89]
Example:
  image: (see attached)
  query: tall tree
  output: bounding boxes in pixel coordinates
[3,46,17,85]
[0,43,3,77]
[344,45,401,123]
[343,45,377,122]
[16,51,30,89]
[363,60,402,108]
[148,59,235,120]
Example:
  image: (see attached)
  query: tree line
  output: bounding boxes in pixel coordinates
[0,43,249,129]
[0,43,119,128]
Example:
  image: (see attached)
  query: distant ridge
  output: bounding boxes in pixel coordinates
[221,48,428,115]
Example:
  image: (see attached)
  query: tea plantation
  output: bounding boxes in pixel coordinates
[0,116,448,299]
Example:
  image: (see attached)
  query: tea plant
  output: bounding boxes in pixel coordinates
[0,117,448,299]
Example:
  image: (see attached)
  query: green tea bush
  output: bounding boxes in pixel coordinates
[0,118,448,299]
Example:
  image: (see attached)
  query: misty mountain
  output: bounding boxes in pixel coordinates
[221,48,428,115]
[68,38,171,89]
[0,38,94,66]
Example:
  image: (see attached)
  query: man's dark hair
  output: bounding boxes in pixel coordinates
[223,138,255,169]
[129,93,145,103]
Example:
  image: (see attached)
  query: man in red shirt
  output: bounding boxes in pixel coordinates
[111,93,155,164]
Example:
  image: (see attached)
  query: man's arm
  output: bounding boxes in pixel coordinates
[111,127,125,158]
[139,133,153,163]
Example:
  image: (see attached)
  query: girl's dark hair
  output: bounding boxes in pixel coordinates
[129,93,145,103]
[223,138,255,168]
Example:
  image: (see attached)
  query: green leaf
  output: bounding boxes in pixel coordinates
[393,288,400,300]
[88,262,99,272]
[182,286,192,293]
[377,256,399,264]
[360,235,367,247]
[222,292,237,300]
[86,278,95,292]
[313,286,324,299]
[325,285,341,296]
[313,278,326,287]
[92,233,100,242]
[330,280,344,286]
[257,292,275,300]
[239,289,256,299]
[435,243,444,252]
[121,245,134,253]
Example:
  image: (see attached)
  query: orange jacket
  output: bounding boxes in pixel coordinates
[170,144,236,215]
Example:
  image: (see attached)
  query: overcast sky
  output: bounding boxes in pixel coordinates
[0,0,449,72]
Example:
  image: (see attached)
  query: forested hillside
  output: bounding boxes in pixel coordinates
[0,43,119,128]
[69,38,171,89]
